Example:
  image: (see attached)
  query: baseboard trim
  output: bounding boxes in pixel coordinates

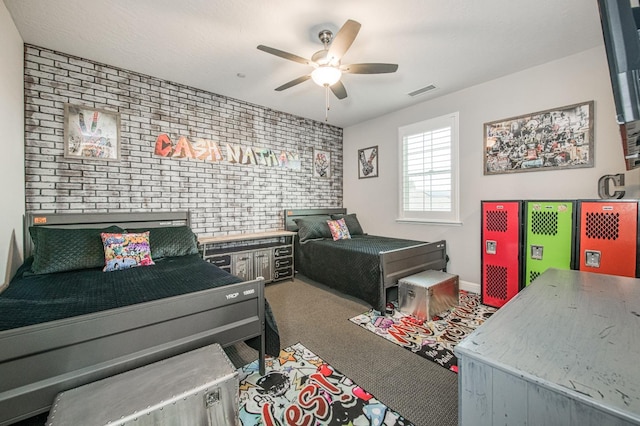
[459,280,480,295]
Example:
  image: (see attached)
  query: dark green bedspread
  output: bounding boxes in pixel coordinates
[295,234,429,311]
[0,254,280,356]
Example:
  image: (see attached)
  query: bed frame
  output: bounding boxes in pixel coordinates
[0,211,266,425]
[284,208,448,310]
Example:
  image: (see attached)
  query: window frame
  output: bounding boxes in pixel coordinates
[397,112,461,225]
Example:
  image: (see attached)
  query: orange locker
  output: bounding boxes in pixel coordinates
[576,200,639,278]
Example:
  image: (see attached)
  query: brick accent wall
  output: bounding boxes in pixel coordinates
[23,44,343,236]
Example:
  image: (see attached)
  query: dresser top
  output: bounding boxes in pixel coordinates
[456,268,640,419]
[198,230,295,244]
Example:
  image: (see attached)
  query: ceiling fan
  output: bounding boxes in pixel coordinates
[257,19,398,120]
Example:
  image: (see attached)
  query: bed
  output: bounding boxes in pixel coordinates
[284,208,448,311]
[0,211,280,425]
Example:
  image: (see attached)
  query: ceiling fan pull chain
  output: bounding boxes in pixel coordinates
[325,85,330,122]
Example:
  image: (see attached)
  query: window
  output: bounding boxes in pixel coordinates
[398,112,460,224]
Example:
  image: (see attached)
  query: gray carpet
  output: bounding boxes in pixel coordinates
[225,275,459,426]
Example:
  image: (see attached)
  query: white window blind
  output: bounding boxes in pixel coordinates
[398,112,459,224]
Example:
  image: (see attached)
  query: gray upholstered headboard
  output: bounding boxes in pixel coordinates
[24,211,190,259]
[283,208,347,231]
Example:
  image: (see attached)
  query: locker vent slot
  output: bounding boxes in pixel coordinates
[529,271,541,283]
[585,212,619,240]
[531,211,558,235]
[486,210,508,232]
[485,264,507,300]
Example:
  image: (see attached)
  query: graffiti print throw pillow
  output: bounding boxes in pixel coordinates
[327,218,351,241]
[101,231,155,272]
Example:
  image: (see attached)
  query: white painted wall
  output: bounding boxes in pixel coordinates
[0,3,25,289]
[344,47,640,290]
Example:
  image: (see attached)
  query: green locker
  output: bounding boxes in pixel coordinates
[524,200,576,286]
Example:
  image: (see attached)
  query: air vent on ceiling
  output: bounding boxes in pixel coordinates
[408,84,437,97]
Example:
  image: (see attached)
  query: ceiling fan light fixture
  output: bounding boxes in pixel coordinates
[311,66,342,87]
[257,19,398,122]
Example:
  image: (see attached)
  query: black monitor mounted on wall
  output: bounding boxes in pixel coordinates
[597,0,640,170]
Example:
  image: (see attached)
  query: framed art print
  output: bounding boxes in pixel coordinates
[484,101,594,175]
[313,148,331,178]
[358,145,378,178]
[64,103,121,161]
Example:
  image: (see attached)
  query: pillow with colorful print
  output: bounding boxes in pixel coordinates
[327,218,351,241]
[330,213,365,235]
[101,231,155,272]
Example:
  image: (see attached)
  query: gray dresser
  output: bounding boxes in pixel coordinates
[455,268,640,425]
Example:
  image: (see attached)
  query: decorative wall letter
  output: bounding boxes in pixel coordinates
[153,134,301,171]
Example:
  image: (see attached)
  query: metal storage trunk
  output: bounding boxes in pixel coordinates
[398,270,459,321]
[47,343,239,426]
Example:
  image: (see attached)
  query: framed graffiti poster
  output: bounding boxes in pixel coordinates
[64,103,121,161]
[484,101,594,175]
[358,146,378,179]
[313,148,331,178]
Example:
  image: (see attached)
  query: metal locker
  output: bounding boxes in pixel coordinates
[231,252,253,281]
[524,200,576,286]
[481,201,524,308]
[253,249,272,281]
[576,200,639,277]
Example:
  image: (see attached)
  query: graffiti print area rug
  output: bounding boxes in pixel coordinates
[238,342,413,425]
[349,291,497,373]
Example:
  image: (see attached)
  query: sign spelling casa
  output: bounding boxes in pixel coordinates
[154,134,301,171]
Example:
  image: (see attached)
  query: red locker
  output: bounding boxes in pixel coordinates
[576,200,639,278]
[481,201,523,308]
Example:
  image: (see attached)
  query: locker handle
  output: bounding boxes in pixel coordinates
[530,245,543,260]
[486,240,497,255]
[585,250,601,268]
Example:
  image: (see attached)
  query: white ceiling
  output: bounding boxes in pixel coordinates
[4,0,605,128]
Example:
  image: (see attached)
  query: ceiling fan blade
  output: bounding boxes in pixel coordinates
[275,75,311,91]
[330,81,348,100]
[342,63,399,74]
[257,45,310,65]
[327,19,361,63]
